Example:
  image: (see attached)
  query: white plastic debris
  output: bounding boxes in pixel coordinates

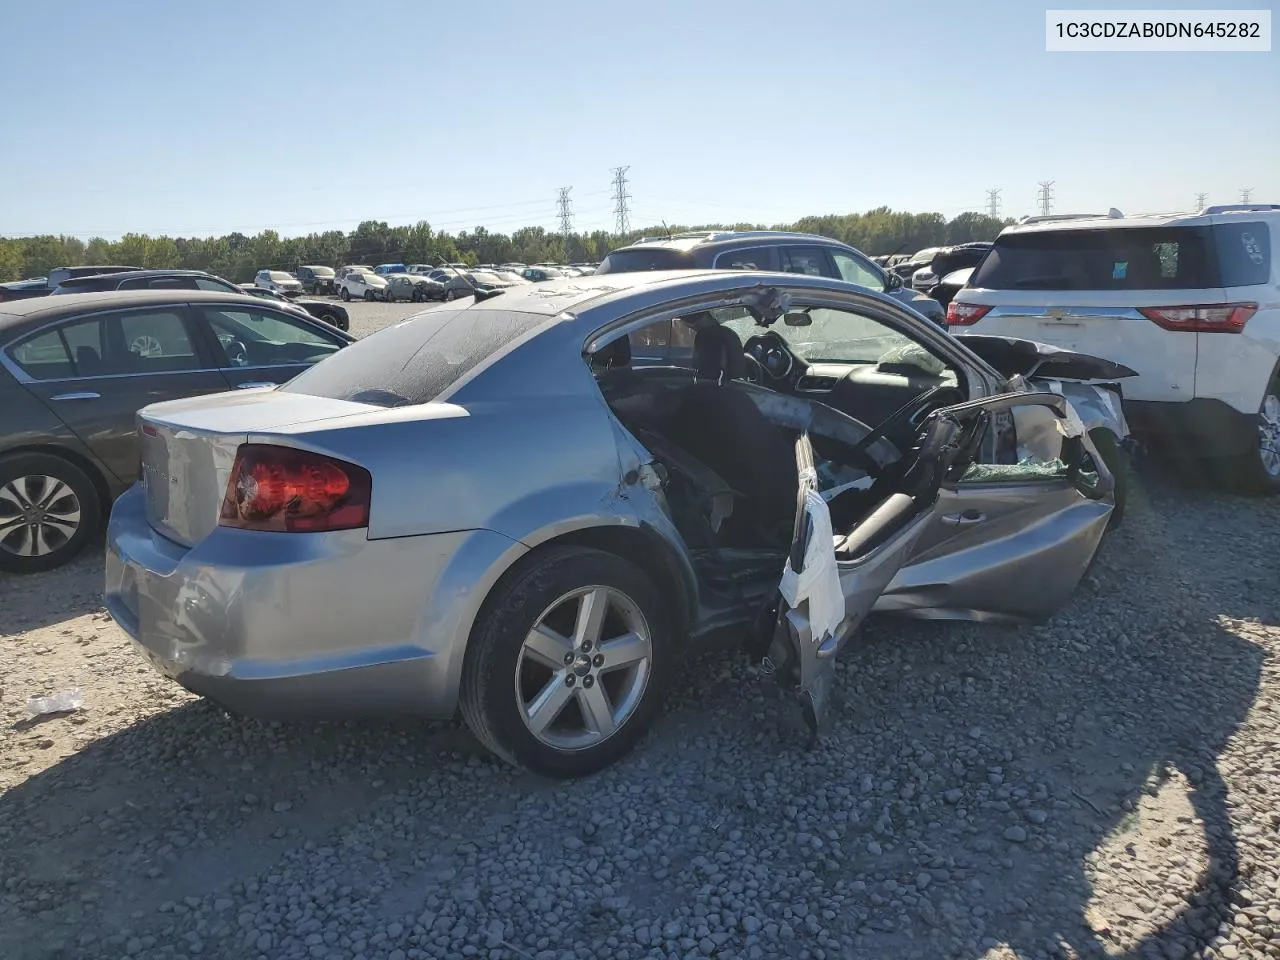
[25,688,83,716]
[778,489,846,643]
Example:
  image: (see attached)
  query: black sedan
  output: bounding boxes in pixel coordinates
[0,290,353,573]
[237,284,350,330]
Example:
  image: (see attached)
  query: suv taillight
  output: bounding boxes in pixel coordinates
[1139,303,1257,333]
[946,302,991,326]
[218,444,371,533]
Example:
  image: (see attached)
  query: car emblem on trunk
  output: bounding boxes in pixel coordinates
[1047,307,1070,318]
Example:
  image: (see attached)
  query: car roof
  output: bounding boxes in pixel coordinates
[616,230,849,252]
[0,289,304,331]
[59,268,218,284]
[1003,204,1280,235]
[444,267,904,321]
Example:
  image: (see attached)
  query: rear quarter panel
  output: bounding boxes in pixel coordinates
[1193,291,1280,412]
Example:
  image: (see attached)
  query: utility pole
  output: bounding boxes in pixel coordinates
[1240,187,1253,203]
[611,166,632,237]
[1195,192,1208,213]
[985,188,1002,219]
[557,187,573,237]
[1036,181,1055,217]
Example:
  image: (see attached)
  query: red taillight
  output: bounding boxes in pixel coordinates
[946,302,992,326]
[1138,302,1257,333]
[218,444,371,533]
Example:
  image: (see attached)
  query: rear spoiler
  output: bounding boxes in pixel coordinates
[953,333,1138,383]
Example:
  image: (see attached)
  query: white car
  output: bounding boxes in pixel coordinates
[338,269,389,302]
[254,270,304,296]
[948,204,1280,493]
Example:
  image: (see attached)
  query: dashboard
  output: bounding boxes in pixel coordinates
[740,331,967,450]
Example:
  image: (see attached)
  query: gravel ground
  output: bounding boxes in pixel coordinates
[2,429,1279,957]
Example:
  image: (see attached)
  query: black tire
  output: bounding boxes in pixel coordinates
[0,453,102,574]
[1227,378,1280,496]
[1087,427,1127,528]
[445,288,457,301]
[411,287,423,302]
[460,546,673,778]
[316,309,343,330]
[340,287,351,301]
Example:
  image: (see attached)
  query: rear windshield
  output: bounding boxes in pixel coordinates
[972,221,1271,291]
[282,307,549,406]
[931,247,989,277]
[596,248,694,274]
[307,266,335,277]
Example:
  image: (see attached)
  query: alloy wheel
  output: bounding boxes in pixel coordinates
[514,585,652,751]
[0,475,82,558]
[1260,392,1280,478]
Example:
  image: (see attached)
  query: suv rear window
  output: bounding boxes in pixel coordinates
[971,222,1271,291]
[282,307,548,407]
[596,248,695,274]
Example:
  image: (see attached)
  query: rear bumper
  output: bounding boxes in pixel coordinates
[104,485,515,720]
[1124,398,1257,457]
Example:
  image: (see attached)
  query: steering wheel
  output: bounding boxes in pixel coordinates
[223,339,248,367]
[742,333,794,382]
[844,384,968,471]
[129,334,163,358]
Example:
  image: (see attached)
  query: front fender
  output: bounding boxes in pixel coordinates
[1033,378,1130,438]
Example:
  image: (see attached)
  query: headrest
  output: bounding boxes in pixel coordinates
[75,345,103,376]
[591,336,631,372]
[693,324,745,383]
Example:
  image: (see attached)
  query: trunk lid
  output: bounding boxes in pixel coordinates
[138,388,382,546]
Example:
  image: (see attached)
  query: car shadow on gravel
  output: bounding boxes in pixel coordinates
[0,546,106,634]
[0,470,1273,960]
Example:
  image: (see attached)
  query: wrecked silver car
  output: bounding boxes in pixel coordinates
[105,271,1132,778]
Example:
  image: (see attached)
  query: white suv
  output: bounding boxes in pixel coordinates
[948,205,1280,493]
[254,270,304,296]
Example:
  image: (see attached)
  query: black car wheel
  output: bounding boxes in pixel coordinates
[445,288,458,301]
[340,287,351,301]
[411,287,423,302]
[460,546,672,778]
[0,453,102,574]
[1230,377,1280,496]
[363,290,375,302]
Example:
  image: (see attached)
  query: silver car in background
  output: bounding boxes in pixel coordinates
[106,271,1129,777]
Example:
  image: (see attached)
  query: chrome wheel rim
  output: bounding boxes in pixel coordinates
[1260,392,1280,478]
[515,585,652,751]
[0,475,82,558]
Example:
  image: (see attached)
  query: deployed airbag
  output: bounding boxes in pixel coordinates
[778,488,845,643]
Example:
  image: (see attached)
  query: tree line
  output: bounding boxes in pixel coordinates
[0,208,1012,284]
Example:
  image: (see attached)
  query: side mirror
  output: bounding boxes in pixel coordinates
[885,272,904,292]
[783,311,812,327]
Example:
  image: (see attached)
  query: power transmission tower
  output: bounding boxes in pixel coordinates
[557,187,573,237]
[1036,181,1055,217]
[1195,192,1208,212]
[611,166,632,237]
[1240,187,1253,203]
[985,188,1002,219]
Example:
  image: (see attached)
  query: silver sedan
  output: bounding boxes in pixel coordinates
[106,271,1130,777]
